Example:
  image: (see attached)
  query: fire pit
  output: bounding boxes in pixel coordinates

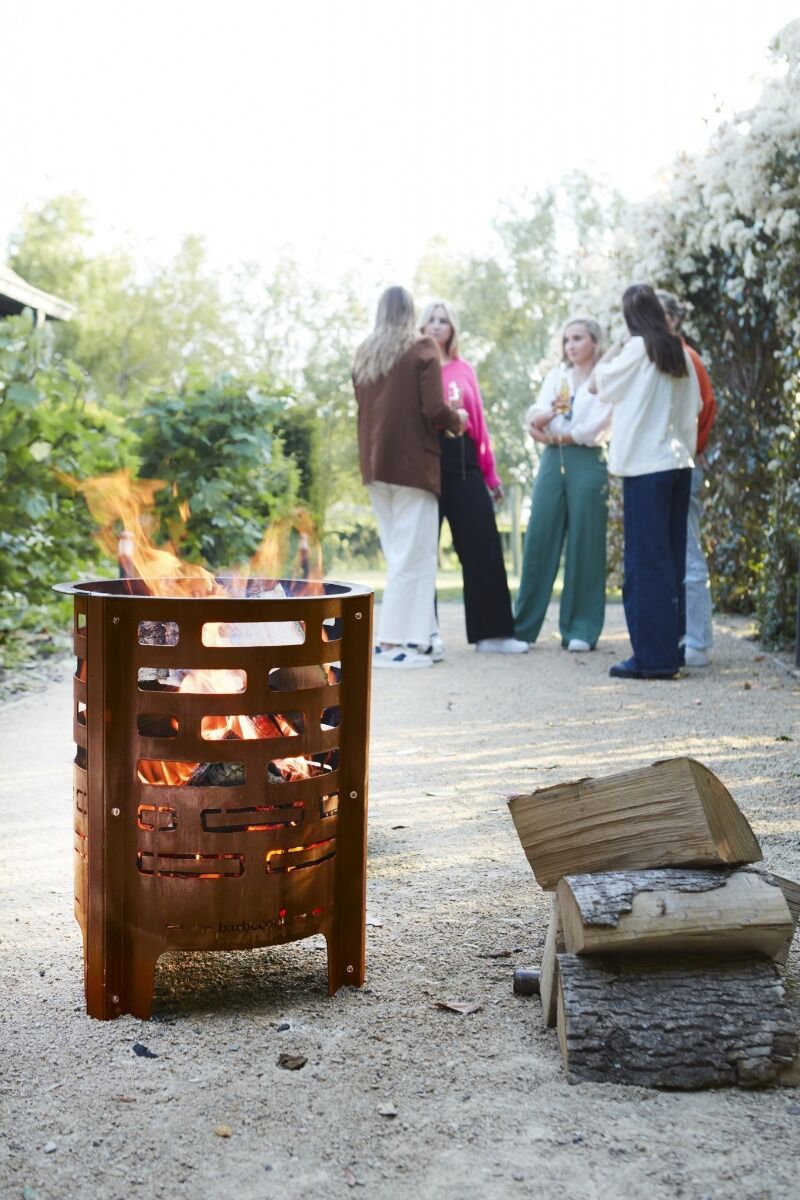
[56,576,372,1020]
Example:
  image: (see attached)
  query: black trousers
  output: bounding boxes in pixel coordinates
[439,434,515,643]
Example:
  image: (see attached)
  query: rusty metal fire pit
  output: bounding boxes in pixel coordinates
[55,577,372,1020]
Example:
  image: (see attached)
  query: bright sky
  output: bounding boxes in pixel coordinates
[2,0,797,285]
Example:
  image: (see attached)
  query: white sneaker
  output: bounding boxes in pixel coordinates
[476,637,529,654]
[567,639,591,652]
[408,633,445,663]
[374,647,433,670]
[685,647,711,667]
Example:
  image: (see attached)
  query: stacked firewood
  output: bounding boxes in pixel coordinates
[508,757,800,1089]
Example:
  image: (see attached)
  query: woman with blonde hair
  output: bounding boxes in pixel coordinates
[353,286,467,669]
[514,315,612,650]
[419,300,527,655]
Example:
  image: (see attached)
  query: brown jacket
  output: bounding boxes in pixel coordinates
[354,337,462,496]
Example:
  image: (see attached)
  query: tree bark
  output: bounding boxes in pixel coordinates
[557,954,798,1089]
[557,867,793,959]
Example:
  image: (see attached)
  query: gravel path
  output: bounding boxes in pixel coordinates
[1,600,799,1200]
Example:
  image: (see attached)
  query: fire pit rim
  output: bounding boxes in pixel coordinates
[53,577,372,601]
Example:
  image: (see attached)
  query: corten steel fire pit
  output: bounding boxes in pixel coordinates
[55,576,372,1020]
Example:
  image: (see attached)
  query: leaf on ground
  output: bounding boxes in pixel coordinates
[478,949,515,959]
[378,1103,398,1117]
[423,788,450,797]
[214,1124,233,1138]
[753,654,765,661]
[436,1000,483,1015]
[113,1095,137,1103]
[277,1053,307,1071]
[366,914,383,927]
[391,824,408,830]
[743,681,752,690]
[776,734,793,741]
[343,1167,357,1187]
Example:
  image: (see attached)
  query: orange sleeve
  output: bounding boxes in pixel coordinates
[686,345,716,454]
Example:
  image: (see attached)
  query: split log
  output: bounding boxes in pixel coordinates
[557,954,798,1089]
[539,894,565,1027]
[508,757,761,890]
[557,868,793,959]
[751,870,800,966]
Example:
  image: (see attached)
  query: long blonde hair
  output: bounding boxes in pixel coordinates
[418,299,461,358]
[353,286,419,385]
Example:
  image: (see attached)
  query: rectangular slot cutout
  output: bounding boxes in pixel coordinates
[321,617,342,642]
[137,804,178,831]
[202,620,305,647]
[138,620,179,646]
[319,794,338,819]
[201,712,304,740]
[202,802,305,833]
[138,760,245,787]
[137,668,246,694]
[77,700,87,727]
[268,749,338,783]
[138,851,244,879]
[268,661,341,692]
[76,611,87,633]
[265,838,336,874]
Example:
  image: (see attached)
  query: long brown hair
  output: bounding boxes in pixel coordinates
[622,284,687,378]
[353,286,419,385]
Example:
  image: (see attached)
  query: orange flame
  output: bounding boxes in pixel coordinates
[63,468,333,787]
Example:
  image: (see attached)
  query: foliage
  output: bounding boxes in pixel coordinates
[0,313,135,672]
[134,373,301,569]
[8,195,240,401]
[590,19,800,645]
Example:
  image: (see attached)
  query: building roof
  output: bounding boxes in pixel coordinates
[0,264,76,321]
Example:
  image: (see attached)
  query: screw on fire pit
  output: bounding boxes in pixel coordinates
[355,612,363,620]
[111,808,120,817]
[347,965,354,974]
[111,994,120,1004]
[350,791,358,799]
[112,616,120,624]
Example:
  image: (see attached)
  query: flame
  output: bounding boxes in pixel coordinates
[64,468,334,788]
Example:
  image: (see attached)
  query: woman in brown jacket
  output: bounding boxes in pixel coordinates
[354,286,466,669]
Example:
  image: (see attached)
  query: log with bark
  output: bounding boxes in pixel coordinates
[508,757,761,891]
[556,953,798,1089]
[556,867,793,960]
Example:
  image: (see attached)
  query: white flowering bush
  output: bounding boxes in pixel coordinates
[585,20,800,644]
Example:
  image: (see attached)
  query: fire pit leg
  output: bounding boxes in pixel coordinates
[123,935,163,1020]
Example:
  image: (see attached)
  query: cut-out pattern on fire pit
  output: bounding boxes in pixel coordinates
[57,576,372,1020]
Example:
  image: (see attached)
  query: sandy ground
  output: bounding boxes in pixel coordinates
[1,599,799,1200]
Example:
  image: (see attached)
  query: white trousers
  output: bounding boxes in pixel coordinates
[367,482,439,646]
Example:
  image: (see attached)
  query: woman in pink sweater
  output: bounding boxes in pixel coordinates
[418,301,528,656]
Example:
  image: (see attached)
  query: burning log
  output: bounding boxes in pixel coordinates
[508,757,762,891]
[556,868,794,960]
[556,953,799,1089]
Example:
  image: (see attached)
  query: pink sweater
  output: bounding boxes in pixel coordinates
[441,359,501,491]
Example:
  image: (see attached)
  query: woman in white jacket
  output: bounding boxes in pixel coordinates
[514,316,612,650]
[591,284,701,679]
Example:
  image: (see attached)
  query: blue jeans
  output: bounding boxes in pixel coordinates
[685,466,713,652]
[622,469,692,675]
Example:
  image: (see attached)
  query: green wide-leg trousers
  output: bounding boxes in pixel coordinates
[514,444,608,647]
